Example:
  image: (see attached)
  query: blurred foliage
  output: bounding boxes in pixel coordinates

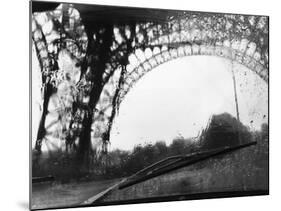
[33,112,268,182]
[199,112,253,150]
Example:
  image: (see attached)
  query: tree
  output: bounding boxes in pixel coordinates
[200,113,252,150]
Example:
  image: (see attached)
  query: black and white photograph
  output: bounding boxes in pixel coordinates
[30,1,269,210]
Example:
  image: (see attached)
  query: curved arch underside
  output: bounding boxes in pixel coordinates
[93,13,268,148]
[119,14,269,98]
[120,43,267,101]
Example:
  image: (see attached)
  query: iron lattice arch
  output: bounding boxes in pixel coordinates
[31,3,268,160]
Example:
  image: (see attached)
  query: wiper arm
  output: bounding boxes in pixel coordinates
[130,155,185,178]
[118,141,257,189]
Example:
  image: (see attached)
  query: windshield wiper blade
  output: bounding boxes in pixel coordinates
[130,155,184,178]
[118,141,257,189]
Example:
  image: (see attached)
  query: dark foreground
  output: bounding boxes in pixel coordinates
[93,137,268,204]
[31,178,121,210]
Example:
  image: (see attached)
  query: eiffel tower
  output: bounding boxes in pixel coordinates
[31,2,268,167]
